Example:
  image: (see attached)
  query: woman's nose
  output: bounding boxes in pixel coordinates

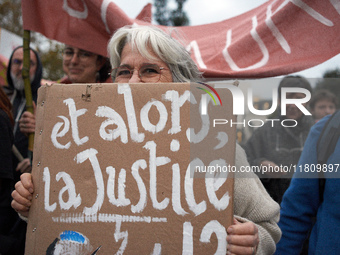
[70,53,80,63]
[128,70,141,83]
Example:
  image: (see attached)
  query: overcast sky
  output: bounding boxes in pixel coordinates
[113,0,340,81]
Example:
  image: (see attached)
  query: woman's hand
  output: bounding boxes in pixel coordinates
[11,173,34,218]
[227,218,259,255]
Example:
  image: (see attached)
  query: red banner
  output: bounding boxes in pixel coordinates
[22,0,340,78]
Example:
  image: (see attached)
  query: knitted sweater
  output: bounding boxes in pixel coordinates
[234,144,281,255]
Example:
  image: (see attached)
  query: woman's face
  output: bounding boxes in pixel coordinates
[311,99,336,121]
[115,43,173,83]
[62,46,104,83]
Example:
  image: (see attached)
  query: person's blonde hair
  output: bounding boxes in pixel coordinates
[108,25,202,82]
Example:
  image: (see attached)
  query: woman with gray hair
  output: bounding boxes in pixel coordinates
[12,25,281,255]
[108,25,202,83]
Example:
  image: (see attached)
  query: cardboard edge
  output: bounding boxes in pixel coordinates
[25,85,48,254]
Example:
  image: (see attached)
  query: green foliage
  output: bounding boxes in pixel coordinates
[40,43,64,82]
[154,0,189,26]
[315,68,340,106]
[0,0,64,81]
[0,0,23,35]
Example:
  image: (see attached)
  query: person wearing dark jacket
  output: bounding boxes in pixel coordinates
[2,46,42,255]
[4,46,42,180]
[0,87,18,255]
[243,76,314,204]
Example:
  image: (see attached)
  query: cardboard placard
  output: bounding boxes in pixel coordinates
[26,83,236,254]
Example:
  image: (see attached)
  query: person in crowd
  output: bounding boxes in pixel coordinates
[279,89,337,254]
[19,45,111,135]
[309,89,337,123]
[275,112,340,254]
[0,87,25,254]
[58,45,111,84]
[4,46,43,178]
[3,45,42,255]
[12,25,281,255]
[243,76,314,204]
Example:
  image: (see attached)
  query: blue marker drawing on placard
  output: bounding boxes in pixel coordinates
[60,230,86,243]
[46,230,100,255]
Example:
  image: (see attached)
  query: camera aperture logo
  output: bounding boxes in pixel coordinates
[196,82,223,115]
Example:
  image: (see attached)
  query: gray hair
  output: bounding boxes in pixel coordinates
[107,25,202,83]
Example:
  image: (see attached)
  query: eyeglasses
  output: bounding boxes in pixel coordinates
[62,49,95,61]
[111,64,166,83]
[12,59,36,67]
